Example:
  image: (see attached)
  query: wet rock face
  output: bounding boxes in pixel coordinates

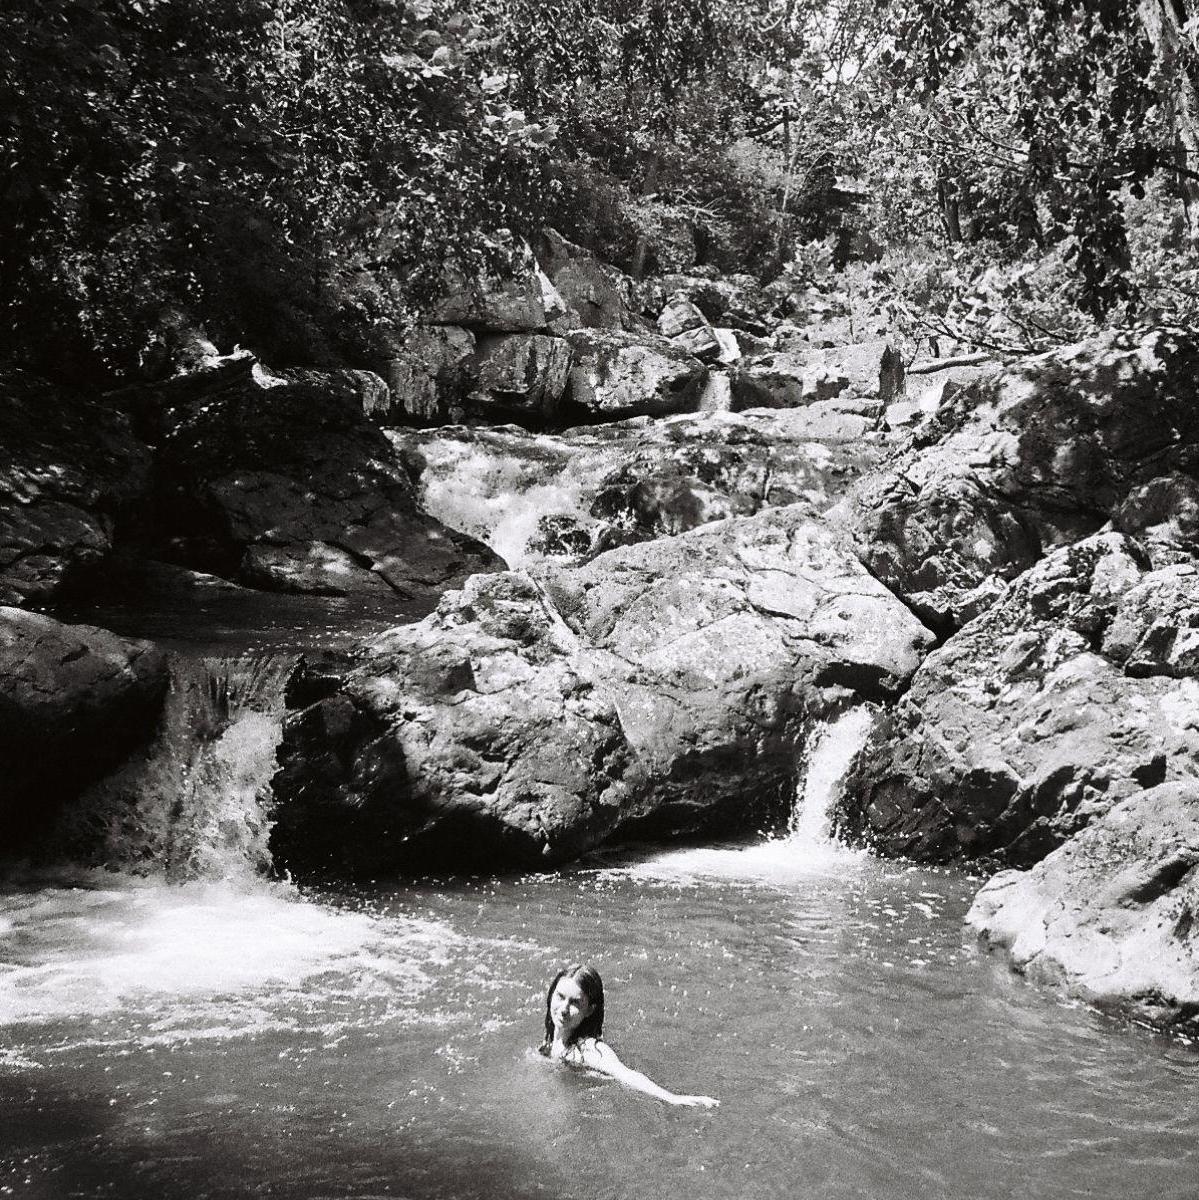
[0,607,168,850]
[272,505,934,877]
[967,781,1199,1035]
[835,330,1199,631]
[145,362,500,598]
[0,367,152,606]
[840,534,1199,867]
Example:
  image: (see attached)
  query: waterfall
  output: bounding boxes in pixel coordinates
[789,706,876,850]
[615,708,875,882]
[51,653,299,882]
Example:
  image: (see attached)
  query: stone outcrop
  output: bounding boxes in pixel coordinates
[655,272,775,336]
[536,228,636,331]
[834,329,1199,630]
[967,782,1199,1034]
[1112,472,1199,566]
[731,339,902,415]
[562,329,707,421]
[430,259,548,332]
[561,502,935,707]
[656,292,724,362]
[272,504,934,876]
[143,360,500,597]
[840,534,1199,867]
[0,607,168,849]
[0,367,152,606]
[271,572,633,875]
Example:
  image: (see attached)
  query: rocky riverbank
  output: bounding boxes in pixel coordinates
[3,235,1197,1035]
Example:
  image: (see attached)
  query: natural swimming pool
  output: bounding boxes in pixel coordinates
[3,829,1197,1200]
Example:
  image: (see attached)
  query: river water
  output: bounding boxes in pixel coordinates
[3,827,1198,1198]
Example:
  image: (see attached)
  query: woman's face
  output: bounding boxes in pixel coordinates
[549,976,593,1038]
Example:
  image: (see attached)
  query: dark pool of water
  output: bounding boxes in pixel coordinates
[2,839,1196,1200]
[51,556,430,655]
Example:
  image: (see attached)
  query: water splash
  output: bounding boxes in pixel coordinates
[51,653,299,882]
[0,874,454,1034]
[613,707,875,884]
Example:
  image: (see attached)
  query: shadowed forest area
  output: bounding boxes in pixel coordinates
[3,0,1198,384]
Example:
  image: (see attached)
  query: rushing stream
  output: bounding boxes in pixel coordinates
[2,715,1198,1200]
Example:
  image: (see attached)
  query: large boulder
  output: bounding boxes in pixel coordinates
[429,258,547,333]
[561,503,934,708]
[394,406,887,566]
[535,229,635,331]
[656,292,724,362]
[1112,472,1199,566]
[967,782,1199,1035]
[840,534,1199,867]
[272,505,934,876]
[834,329,1199,630]
[271,572,635,875]
[732,340,902,412]
[144,360,500,598]
[0,367,152,606]
[563,329,707,421]
[654,272,775,336]
[0,607,168,850]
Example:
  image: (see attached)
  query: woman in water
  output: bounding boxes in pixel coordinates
[539,964,719,1108]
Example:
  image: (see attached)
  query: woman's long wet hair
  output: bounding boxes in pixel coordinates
[539,964,605,1055]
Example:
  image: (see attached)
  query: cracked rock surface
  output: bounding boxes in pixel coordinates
[840,533,1199,866]
[271,504,934,876]
[967,781,1199,1034]
[834,329,1199,632]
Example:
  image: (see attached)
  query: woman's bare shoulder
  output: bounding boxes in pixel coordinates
[574,1038,623,1071]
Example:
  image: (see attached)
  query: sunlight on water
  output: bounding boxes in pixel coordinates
[0,875,449,1035]
[618,708,873,885]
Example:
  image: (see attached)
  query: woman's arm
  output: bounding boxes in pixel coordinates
[577,1040,719,1108]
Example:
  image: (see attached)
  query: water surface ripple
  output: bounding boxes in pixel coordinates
[2,841,1196,1200]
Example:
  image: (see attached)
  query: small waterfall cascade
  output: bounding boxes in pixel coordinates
[788,706,876,850]
[52,652,300,882]
[393,430,622,567]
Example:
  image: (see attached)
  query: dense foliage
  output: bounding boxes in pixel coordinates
[2,0,1197,382]
[0,0,555,379]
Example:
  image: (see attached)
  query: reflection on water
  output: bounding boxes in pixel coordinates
[2,847,1198,1200]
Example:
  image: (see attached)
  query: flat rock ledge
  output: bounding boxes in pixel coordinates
[967,781,1199,1036]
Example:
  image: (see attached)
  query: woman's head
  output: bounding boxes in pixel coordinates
[542,964,604,1050]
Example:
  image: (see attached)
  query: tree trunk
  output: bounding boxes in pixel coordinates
[937,166,963,242]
